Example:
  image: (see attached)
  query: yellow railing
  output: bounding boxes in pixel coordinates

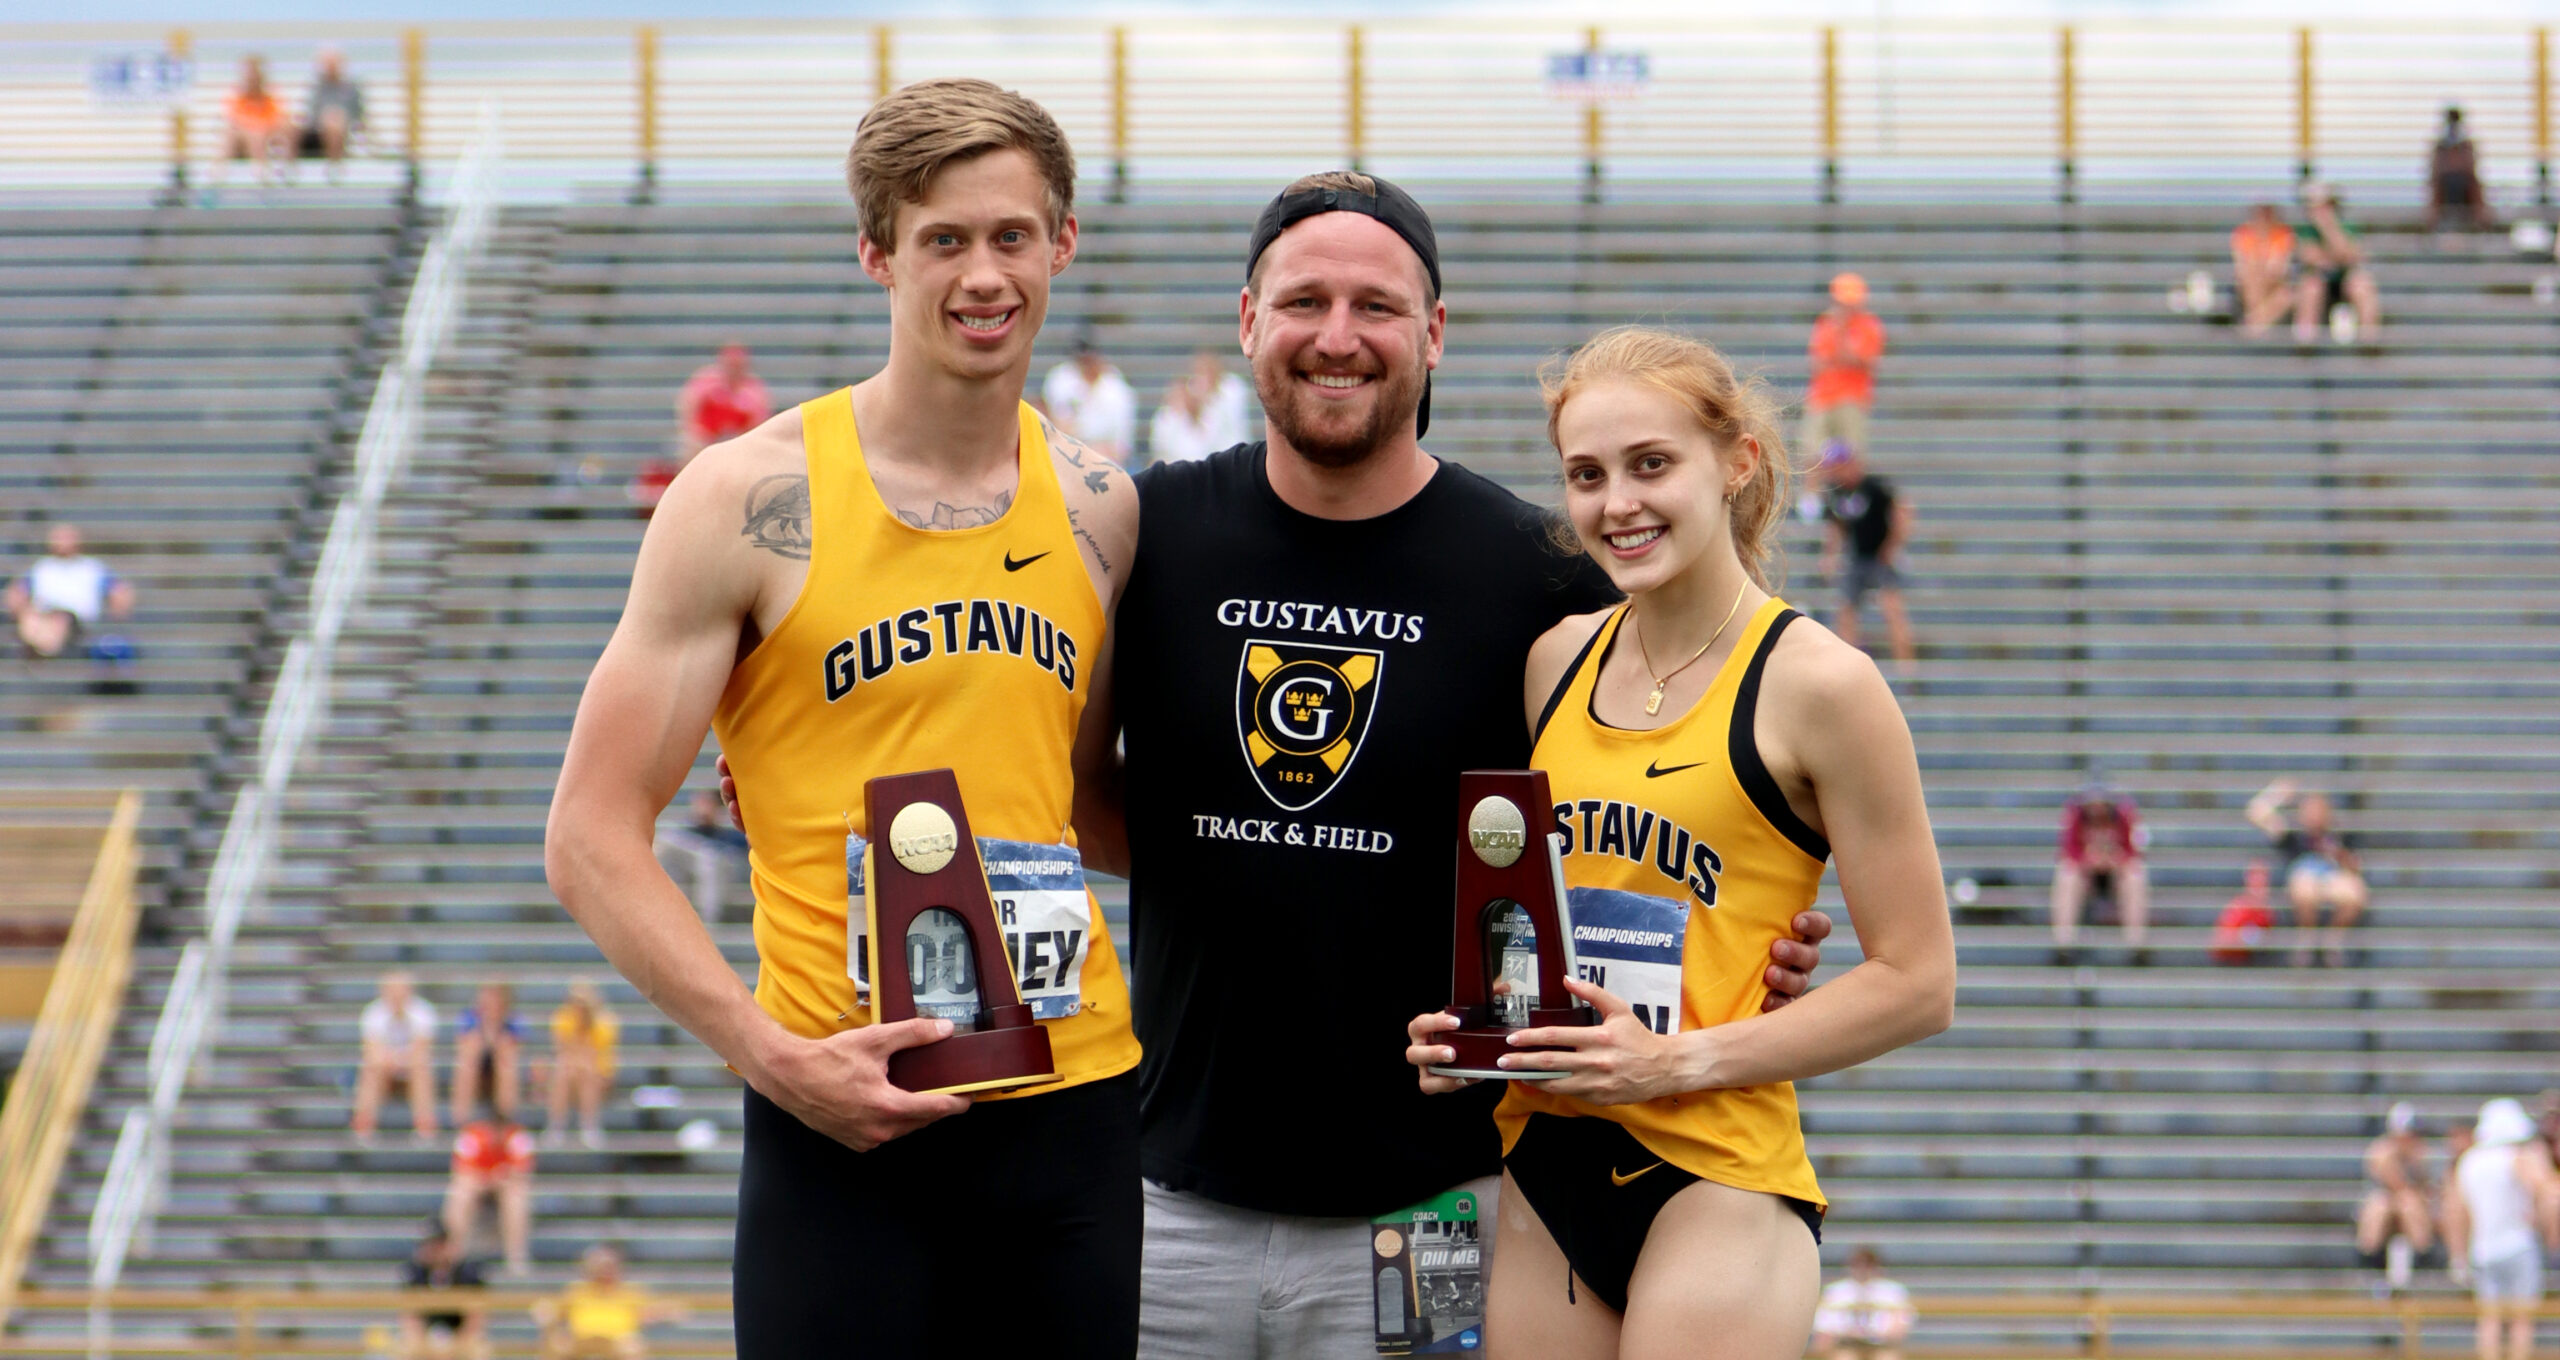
[0,790,143,1325]
[1,21,2554,192]
[6,1291,732,1358]
[0,1290,2546,1358]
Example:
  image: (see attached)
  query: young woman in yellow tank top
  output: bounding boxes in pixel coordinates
[1405,327,1956,1360]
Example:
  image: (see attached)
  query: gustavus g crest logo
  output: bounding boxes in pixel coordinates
[1234,639,1382,812]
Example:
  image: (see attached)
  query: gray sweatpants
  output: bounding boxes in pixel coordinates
[1140,1175,1504,1358]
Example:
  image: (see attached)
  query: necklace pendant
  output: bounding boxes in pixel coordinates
[1644,685,1665,716]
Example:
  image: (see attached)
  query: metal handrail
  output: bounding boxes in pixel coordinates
[79,108,503,1344]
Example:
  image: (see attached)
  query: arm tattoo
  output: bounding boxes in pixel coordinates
[894,492,1013,531]
[1066,507,1114,577]
[1040,413,1120,497]
[741,475,812,560]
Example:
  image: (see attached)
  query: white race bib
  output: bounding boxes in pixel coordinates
[847,835,1093,1022]
[1564,885,1690,1036]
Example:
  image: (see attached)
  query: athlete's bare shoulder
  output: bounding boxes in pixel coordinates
[656,405,810,562]
[1522,606,1617,730]
[1764,611,1890,713]
[1038,410,1137,603]
[1758,611,1906,787]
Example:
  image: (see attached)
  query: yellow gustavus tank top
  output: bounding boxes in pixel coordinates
[711,390,1138,1095]
[1496,597,1828,1206]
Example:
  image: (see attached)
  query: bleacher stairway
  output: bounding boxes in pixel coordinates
[13,192,2559,1356]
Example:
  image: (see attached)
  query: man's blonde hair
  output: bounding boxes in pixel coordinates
[846,78,1076,250]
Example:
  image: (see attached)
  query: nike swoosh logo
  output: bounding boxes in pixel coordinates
[1644,761,1704,778]
[1611,1163,1665,1187]
[1002,550,1050,572]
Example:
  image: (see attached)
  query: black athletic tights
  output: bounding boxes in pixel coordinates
[733,1070,1140,1359]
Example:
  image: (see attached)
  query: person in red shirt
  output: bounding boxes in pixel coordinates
[1803,272,1886,461]
[2050,786,2150,953]
[2212,860,2279,965]
[639,344,776,517]
[675,343,772,457]
[444,1115,535,1278]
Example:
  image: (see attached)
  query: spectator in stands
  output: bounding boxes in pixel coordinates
[1810,1246,1917,1360]
[1818,443,1917,671]
[651,790,746,923]
[1187,347,1253,449]
[2050,784,2151,953]
[546,980,618,1149]
[2445,1098,2557,1360]
[2230,204,2297,338]
[352,970,438,1143]
[534,1244,685,1359]
[1149,374,1217,467]
[2360,1101,2440,1288]
[2211,860,2279,965]
[674,343,771,459]
[445,1113,534,1278]
[2293,185,2381,344]
[2426,106,2493,236]
[1040,335,1137,460]
[1147,352,1251,467]
[219,56,290,187]
[8,524,135,662]
[2246,777,2367,966]
[296,48,367,180]
[451,982,525,1125]
[399,1223,489,1360]
[1804,271,1886,460]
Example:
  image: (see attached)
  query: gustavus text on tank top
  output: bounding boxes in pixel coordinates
[822,596,1081,701]
[1553,797,1726,908]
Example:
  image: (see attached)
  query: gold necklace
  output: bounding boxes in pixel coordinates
[1631,581,1751,717]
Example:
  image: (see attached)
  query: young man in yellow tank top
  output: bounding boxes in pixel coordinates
[1405,328,1958,1360]
[546,80,1143,1355]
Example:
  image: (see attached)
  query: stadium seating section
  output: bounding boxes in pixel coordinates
[5,190,2556,1355]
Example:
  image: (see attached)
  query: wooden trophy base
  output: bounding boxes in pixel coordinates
[887,1002,1062,1096]
[1425,1003,1596,1082]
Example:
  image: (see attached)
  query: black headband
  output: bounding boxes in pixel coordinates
[1246,176,1441,438]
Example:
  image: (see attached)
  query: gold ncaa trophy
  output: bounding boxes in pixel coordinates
[1428,769,1595,1079]
[861,769,1059,1095]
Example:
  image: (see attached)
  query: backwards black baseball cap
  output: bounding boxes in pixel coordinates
[1246,175,1441,438]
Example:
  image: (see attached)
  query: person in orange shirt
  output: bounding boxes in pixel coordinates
[1803,272,1886,462]
[2230,204,2297,337]
[444,1115,534,1277]
[222,56,289,185]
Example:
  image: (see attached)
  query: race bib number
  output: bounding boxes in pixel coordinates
[846,835,1093,1021]
[1565,885,1691,1036]
[1372,1188,1483,1354]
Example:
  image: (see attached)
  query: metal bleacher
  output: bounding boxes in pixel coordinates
[8,188,2558,1356]
[0,201,413,899]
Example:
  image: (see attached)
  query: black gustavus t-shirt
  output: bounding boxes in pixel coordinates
[1117,443,1619,1217]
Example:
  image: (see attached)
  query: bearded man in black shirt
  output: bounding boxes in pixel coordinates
[1071,172,1839,1357]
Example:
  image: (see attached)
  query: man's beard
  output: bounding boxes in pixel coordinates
[1255,358,1426,469]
